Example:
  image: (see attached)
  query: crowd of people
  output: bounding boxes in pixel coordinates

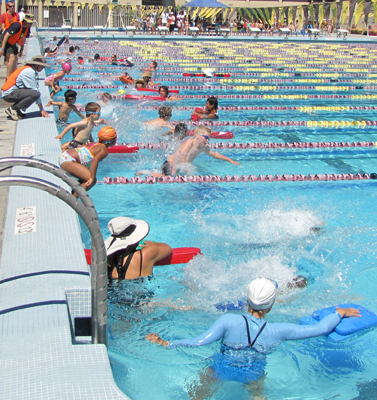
[0,25,366,396]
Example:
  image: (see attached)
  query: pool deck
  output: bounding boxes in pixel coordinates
[1,29,376,399]
[0,35,129,400]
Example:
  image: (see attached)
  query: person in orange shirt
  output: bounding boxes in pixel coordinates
[0,13,34,77]
[0,1,19,72]
[0,1,19,32]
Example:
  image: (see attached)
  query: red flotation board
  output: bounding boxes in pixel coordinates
[107,144,139,154]
[183,73,205,77]
[188,130,234,139]
[182,73,231,78]
[137,87,180,94]
[84,247,201,265]
[124,94,166,101]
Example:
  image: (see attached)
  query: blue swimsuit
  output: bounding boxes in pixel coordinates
[168,313,342,383]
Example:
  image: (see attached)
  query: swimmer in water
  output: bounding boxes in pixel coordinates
[106,216,172,282]
[136,126,240,177]
[191,96,219,120]
[158,85,182,101]
[146,278,361,398]
[144,106,174,133]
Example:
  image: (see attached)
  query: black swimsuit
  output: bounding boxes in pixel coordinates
[115,249,143,281]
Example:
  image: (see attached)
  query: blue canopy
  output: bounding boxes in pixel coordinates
[182,0,229,8]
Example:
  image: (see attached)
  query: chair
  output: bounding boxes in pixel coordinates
[62,19,72,34]
[337,29,349,39]
[219,28,230,38]
[279,28,291,39]
[250,27,261,38]
[157,26,169,37]
[308,28,320,39]
[93,25,104,36]
[189,26,199,37]
[126,26,136,37]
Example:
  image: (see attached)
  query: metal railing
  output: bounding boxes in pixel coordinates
[0,157,108,346]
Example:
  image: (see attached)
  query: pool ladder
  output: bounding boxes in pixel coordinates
[0,157,108,347]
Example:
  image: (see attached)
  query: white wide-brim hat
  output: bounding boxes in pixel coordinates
[247,278,277,311]
[104,217,150,256]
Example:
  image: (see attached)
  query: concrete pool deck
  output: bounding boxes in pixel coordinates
[1,29,377,399]
[0,35,129,400]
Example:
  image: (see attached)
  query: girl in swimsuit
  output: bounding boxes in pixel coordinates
[44,62,72,98]
[105,217,172,282]
[58,126,117,193]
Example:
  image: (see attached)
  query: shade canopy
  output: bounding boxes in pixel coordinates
[182,0,229,8]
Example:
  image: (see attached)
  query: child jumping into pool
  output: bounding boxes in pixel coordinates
[58,126,117,193]
[136,126,240,177]
[191,96,218,120]
[44,62,72,98]
[46,89,84,125]
[55,102,105,150]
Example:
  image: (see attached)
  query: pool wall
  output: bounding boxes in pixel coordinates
[0,35,129,400]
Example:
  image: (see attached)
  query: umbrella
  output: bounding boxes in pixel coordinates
[182,0,229,8]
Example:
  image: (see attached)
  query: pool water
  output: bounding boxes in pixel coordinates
[44,37,377,399]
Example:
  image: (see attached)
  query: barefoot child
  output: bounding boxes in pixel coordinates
[44,62,72,98]
[46,89,84,125]
[55,102,105,150]
[58,126,117,193]
[191,96,218,120]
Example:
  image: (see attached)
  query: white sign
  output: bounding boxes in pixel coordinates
[20,143,35,157]
[44,10,49,18]
[15,206,36,235]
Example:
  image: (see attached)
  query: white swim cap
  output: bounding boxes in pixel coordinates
[247,278,277,311]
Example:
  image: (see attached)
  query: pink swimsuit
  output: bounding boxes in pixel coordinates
[44,73,63,84]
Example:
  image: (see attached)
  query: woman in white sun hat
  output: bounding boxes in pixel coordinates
[106,217,172,282]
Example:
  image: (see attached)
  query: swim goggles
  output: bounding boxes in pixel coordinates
[103,136,117,145]
[86,111,101,116]
[202,134,210,141]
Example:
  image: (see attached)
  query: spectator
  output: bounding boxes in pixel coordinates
[1,55,50,120]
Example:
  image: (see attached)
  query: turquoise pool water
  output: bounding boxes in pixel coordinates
[45,37,377,399]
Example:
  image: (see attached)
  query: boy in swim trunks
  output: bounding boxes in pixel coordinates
[191,96,219,121]
[46,89,84,125]
[55,102,105,150]
[137,126,240,177]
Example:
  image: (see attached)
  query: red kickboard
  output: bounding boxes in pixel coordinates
[188,130,234,139]
[108,145,139,153]
[85,247,201,266]
[137,88,180,94]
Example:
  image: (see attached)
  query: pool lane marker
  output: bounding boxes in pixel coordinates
[100,173,375,185]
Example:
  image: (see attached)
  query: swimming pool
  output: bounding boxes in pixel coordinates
[45,37,377,399]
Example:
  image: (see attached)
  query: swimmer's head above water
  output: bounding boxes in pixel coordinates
[158,106,172,120]
[247,278,278,311]
[174,123,188,140]
[158,85,169,98]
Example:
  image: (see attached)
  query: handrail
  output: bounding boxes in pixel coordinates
[0,158,108,346]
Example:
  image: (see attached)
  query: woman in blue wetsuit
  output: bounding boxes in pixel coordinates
[146,277,361,389]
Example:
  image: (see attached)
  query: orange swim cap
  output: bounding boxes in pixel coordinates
[98,126,117,142]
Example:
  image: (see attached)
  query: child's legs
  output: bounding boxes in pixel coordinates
[60,161,92,190]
